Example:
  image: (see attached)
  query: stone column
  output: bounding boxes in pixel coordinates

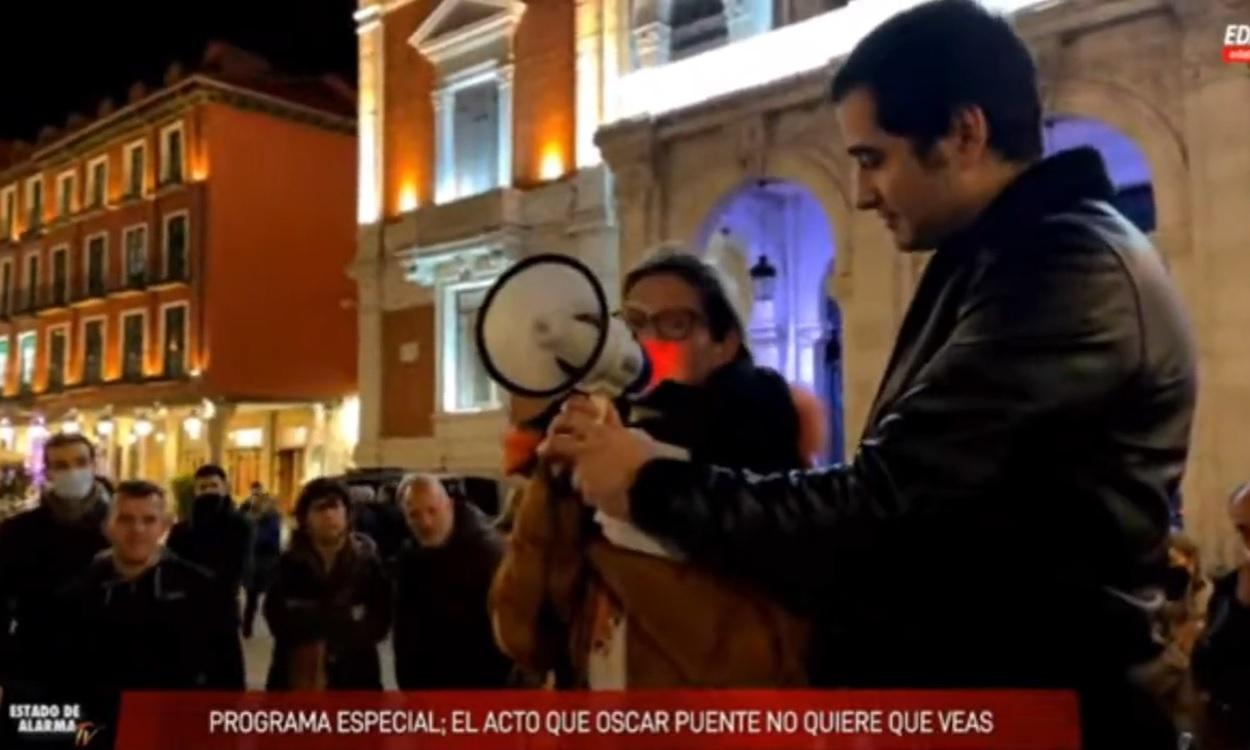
[1175,7,1250,568]
[207,401,236,466]
[575,0,605,168]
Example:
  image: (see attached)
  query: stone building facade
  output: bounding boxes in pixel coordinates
[357,0,1250,566]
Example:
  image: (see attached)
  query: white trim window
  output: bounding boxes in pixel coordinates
[86,155,109,209]
[123,140,146,199]
[162,212,189,281]
[410,0,524,204]
[16,330,36,392]
[159,121,185,185]
[120,309,147,381]
[439,279,500,413]
[158,302,189,377]
[123,224,148,287]
[81,316,106,384]
[50,245,69,307]
[25,176,43,230]
[84,232,109,297]
[46,324,69,391]
[1,185,17,240]
[56,170,77,219]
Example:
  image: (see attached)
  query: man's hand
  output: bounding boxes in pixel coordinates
[539,395,658,519]
[537,395,605,463]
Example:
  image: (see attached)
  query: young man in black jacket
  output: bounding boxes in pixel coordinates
[263,478,390,690]
[167,464,252,599]
[0,434,110,688]
[53,481,244,748]
[548,1,1195,747]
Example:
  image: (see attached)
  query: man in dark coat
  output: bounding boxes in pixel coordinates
[393,474,509,689]
[0,434,110,689]
[1193,485,1250,746]
[39,481,243,749]
[64,480,242,670]
[264,478,390,690]
[551,2,1195,747]
[167,464,252,599]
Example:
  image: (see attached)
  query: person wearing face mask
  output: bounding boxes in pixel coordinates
[490,246,820,689]
[0,433,110,694]
[166,464,253,601]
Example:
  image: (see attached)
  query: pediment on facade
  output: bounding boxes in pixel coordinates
[410,0,525,66]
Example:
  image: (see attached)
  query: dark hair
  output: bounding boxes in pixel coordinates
[115,479,165,501]
[622,250,743,344]
[194,464,227,482]
[830,0,1042,163]
[294,477,352,524]
[43,433,96,464]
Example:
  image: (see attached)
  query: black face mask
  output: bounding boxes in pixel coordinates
[1162,566,1192,601]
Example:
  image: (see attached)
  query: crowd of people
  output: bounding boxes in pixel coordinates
[0,434,516,748]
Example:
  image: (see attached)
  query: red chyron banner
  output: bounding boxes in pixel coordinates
[116,690,1080,750]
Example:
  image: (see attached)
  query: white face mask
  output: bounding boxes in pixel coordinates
[50,467,95,502]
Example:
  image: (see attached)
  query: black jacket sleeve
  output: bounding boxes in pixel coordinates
[628,235,1148,612]
[324,557,392,651]
[201,576,246,689]
[1193,572,1250,707]
[263,559,327,645]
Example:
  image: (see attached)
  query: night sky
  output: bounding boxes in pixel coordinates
[0,0,358,141]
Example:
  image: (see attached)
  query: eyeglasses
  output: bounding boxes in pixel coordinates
[618,306,704,342]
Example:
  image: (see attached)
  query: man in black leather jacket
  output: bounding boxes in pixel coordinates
[546,2,1195,747]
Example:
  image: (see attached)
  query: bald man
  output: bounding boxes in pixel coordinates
[391,475,510,689]
[1192,485,1250,743]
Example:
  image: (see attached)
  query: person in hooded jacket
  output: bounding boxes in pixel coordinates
[0,433,110,691]
[263,478,391,690]
[167,464,252,599]
[393,473,510,689]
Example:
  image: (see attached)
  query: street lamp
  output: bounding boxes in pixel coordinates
[134,418,154,438]
[183,415,203,441]
[749,254,778,303]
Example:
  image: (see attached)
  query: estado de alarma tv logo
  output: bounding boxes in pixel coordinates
[8,703,103,747]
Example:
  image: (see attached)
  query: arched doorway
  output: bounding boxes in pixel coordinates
[1043,115,1156,233]
[696,179,845,461]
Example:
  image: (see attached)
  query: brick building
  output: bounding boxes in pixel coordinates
[0,44,360,505]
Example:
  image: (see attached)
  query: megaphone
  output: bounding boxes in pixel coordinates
[475,254,650,400]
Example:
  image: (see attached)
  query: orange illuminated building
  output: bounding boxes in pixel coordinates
[0,44,359,503]
[354,0,618,474]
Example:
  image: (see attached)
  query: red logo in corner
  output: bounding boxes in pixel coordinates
[1224,25,1250,63]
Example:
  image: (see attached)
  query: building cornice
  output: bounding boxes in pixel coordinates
[1,76,354,183]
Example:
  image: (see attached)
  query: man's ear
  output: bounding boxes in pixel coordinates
[948,104,991,165]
